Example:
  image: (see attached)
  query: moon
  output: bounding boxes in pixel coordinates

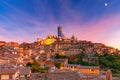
[105,3,108,7]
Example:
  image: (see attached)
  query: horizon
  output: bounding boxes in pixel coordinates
[0,0,120,49]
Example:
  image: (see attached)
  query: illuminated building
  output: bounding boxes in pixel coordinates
[0,41,6,46]
[44,34,54,45]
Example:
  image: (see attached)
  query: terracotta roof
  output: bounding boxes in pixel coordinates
[18,77,30,80]
[40,60,54,66]
[80,66,99,69]
[19,67,31,75]
[47,69,80,80]
[66,64,100,69]
[0,68,17,74]
[31,73,46,80]
[53,59,67,63]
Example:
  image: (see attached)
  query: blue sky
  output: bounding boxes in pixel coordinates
[0,0,120,49]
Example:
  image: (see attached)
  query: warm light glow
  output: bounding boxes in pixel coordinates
[44,35,54,45]
[44,39,53,45]
[59,51,65,56]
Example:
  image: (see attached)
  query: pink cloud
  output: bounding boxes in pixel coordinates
[62,13,120,49]
[1,0,120,49]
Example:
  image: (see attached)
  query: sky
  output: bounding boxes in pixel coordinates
[0,0,120,49]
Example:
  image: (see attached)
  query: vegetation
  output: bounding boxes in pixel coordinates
[68,53,97,66]
[26,60,48,73]
[55,53,97,66]
[97,54,120,74]
[112,74,120,78]
[55,52,120,74]
[55,63,61,69]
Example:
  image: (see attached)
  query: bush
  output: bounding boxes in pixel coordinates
[55,63,61,69]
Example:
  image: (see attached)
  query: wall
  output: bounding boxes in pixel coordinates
[1,75,9,79]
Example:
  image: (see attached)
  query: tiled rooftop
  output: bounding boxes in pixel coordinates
[19,67,31,75]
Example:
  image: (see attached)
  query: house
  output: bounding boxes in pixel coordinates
[0,64,18,80]
[47,69,81,80]
[39,60,55,69]
[31,73,46,80]
[64,64,100,75]
[0,41,6,47]
[23,58,33,66]
[53,59,68,69]
[0,58,9,65]
[1,53,22,65]
[18,67,31,80]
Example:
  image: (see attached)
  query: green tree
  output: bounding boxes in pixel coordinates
[26,60,40,73]
[55,63,61,69]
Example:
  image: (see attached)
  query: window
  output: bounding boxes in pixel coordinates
[25,75,27,78]
[90,69,94,72]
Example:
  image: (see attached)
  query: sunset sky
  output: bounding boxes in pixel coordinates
[0,0,120,49]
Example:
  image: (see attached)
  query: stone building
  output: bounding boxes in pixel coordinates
[64,64,100,75]
[0,64,18,80]
[47,69,81,80]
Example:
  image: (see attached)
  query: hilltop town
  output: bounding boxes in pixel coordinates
[0,26,120,80]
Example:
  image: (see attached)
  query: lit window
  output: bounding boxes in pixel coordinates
[90,69,94,72]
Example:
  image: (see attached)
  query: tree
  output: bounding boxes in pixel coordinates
[26,60,40,73]
[55,63,61,69]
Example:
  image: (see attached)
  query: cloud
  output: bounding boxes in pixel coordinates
[0,0,59,43]
[0,0,120,49]
[61,13,120,49]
